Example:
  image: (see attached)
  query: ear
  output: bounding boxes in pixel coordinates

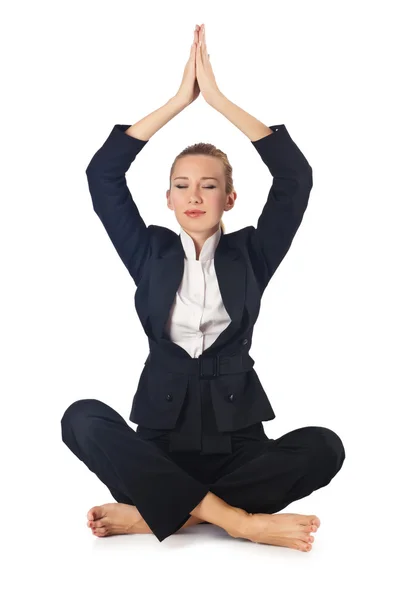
[166,190,174,210]
[224,191,237,211]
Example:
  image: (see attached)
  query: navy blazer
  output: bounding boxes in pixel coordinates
[85,123,313,454]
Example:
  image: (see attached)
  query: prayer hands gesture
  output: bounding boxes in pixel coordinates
[175,23,222,107]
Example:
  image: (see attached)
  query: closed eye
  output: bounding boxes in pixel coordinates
[175,185,216,189]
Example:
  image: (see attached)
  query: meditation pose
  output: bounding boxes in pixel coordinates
[61,23,345,552]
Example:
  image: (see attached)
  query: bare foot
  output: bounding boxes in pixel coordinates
[87,503,207,537]
[231,512,321,552]
[87,503,150,537]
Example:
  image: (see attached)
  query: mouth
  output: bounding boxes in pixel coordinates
[185,211,206,217]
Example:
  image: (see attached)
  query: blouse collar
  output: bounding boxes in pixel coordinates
[179,224,222,262]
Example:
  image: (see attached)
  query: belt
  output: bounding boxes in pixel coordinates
[146,350,254,378]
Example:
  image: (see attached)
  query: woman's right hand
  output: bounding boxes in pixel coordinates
[174,24,201,107]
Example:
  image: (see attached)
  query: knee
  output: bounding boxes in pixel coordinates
[60,398,103,442]
[306,426,346,475]
[61,398,102,425]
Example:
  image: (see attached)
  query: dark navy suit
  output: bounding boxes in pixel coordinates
[61,123,346,542]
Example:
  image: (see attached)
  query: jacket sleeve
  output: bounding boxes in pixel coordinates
[248,124,313,287]
[85,124,151,286]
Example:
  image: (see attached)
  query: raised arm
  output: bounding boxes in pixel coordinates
[208,92,313,287]
[249,123,313,285]
[85,96,189,286]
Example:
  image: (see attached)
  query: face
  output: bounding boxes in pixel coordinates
[167,155,236,234]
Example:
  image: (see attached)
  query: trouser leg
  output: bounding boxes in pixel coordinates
[209,426,346,514]
[60,399,210,542]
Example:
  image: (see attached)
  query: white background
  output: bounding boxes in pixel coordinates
[2,0,396,597]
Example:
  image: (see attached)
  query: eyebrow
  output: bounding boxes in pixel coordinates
[173,176,220,182]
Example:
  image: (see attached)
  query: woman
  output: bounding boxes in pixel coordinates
[61,24,345,552]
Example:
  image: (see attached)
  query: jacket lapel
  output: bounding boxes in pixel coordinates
[148,230,247,351]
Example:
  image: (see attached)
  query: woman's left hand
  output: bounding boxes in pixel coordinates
[195,24,223,105]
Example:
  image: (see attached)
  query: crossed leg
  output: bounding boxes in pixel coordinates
[85,424,345,552]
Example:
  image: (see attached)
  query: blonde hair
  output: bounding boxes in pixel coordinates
[169,142,235,234]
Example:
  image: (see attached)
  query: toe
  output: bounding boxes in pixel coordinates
[92,526,107,537]
[295,539,311,552]
[87,506,100,520]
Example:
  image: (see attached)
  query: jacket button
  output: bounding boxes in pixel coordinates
[242,338,248,345]
[227,394,235,402]
[166,393,173,402]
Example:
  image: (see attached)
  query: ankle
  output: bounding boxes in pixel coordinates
[190,491,250,537]
[228,507,252,538]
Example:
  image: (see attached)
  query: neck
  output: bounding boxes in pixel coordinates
[182,223,220,260]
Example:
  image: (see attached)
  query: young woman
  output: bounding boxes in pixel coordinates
[61,24,345,552]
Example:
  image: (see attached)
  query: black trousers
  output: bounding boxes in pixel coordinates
[61,399,346,543]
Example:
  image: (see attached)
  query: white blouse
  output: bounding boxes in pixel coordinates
[164,225,231,358]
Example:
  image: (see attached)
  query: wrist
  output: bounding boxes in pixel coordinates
[206,90,226,108]
[169,95,190,111]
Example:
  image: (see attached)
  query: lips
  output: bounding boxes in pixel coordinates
[185,211,205,215]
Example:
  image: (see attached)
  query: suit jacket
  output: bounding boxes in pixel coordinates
[85,123,313,454]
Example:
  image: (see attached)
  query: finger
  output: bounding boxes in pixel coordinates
[202,32,207,52]
[198,40,206,63]
[199,24,203,44]
[198,26,207,54]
